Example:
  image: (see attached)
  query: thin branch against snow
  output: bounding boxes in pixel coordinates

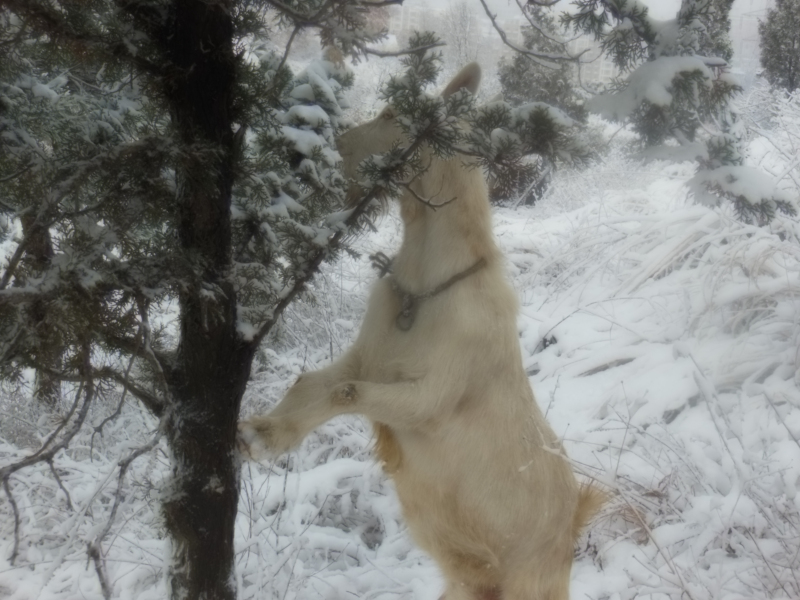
[360,0,403,6]
[360,41,446,58]
[276,25,302,76]
[90,326,145,455]
[47,458,73,512]
[477,0,587,69]
[2,477,21,564]
[0,233,33,290]
[0,344,94,564]
[86,419,165,600]
[513,0,581,46]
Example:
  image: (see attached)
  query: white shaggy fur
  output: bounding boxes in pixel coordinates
[239,64,601,600]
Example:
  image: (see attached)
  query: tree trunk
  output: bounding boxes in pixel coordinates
[158,2,255,598]
[19,214,61,409]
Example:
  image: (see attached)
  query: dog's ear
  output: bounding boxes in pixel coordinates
[441,63,482,99]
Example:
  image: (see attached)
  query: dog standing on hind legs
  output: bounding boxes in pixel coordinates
[238,63,603,600]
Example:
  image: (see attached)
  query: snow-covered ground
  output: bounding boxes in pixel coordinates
[2,129,800,599]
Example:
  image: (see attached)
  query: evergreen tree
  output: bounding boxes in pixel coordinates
[565,0,738,146]
[759,0,800,92]
[495,5,586,204]
[562,0,796,225]
[499,6,585,119]
[704,0,735,61]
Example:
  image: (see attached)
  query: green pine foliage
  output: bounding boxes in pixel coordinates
[0,4,358,390]
[561,0,796,225]
[465,100,589,203]
[565,0,740,147]
[494,6,587,204]
[759,0,800,92]
[498,7,585,119]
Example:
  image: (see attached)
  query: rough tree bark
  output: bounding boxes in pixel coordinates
[19,214,61,408]
[157,1,256,598]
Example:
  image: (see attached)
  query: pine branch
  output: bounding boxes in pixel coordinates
[251,126,435,347]
[99,332,172,376]
[2,0,163,76]
[0,163,33,186]
[360,41,446,58]
[90,327,145,455]
[515,0,580,46]
[97,368,164,417]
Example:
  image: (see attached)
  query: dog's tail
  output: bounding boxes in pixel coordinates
[573,484,606,540]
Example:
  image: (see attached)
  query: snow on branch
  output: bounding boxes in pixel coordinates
[688,166,798,226]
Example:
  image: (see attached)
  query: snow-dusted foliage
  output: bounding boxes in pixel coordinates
[464,99,590,203]
[347,42,591,210]
[231,51,356,339]
[523,148,800,600]
[495,5,587,205]
[498,6,585,121]
[758,0,800,93]
[562,0,796,225]
[565,0,740,146]
[0,1,598,595]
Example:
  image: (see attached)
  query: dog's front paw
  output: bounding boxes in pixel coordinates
[237,416,300,459]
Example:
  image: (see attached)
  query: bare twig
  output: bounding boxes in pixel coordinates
[511,162,552,208]
[765,391,800,450]
[87,543,112,600]
[47,459,74,511]
[276,25,301,74]
[360,0,403,6]
[0,163,32,185]
[0,234,32,290]
[477,0,584,69]
[360,41,446,58]
[0,345,95,564]
[91,327,145,457]
[617,487,698,600]
[86,421,165,600]
[400,182,456,210]
[2,477,21,564]
[745,529,793,599]
[0,380,84,479]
